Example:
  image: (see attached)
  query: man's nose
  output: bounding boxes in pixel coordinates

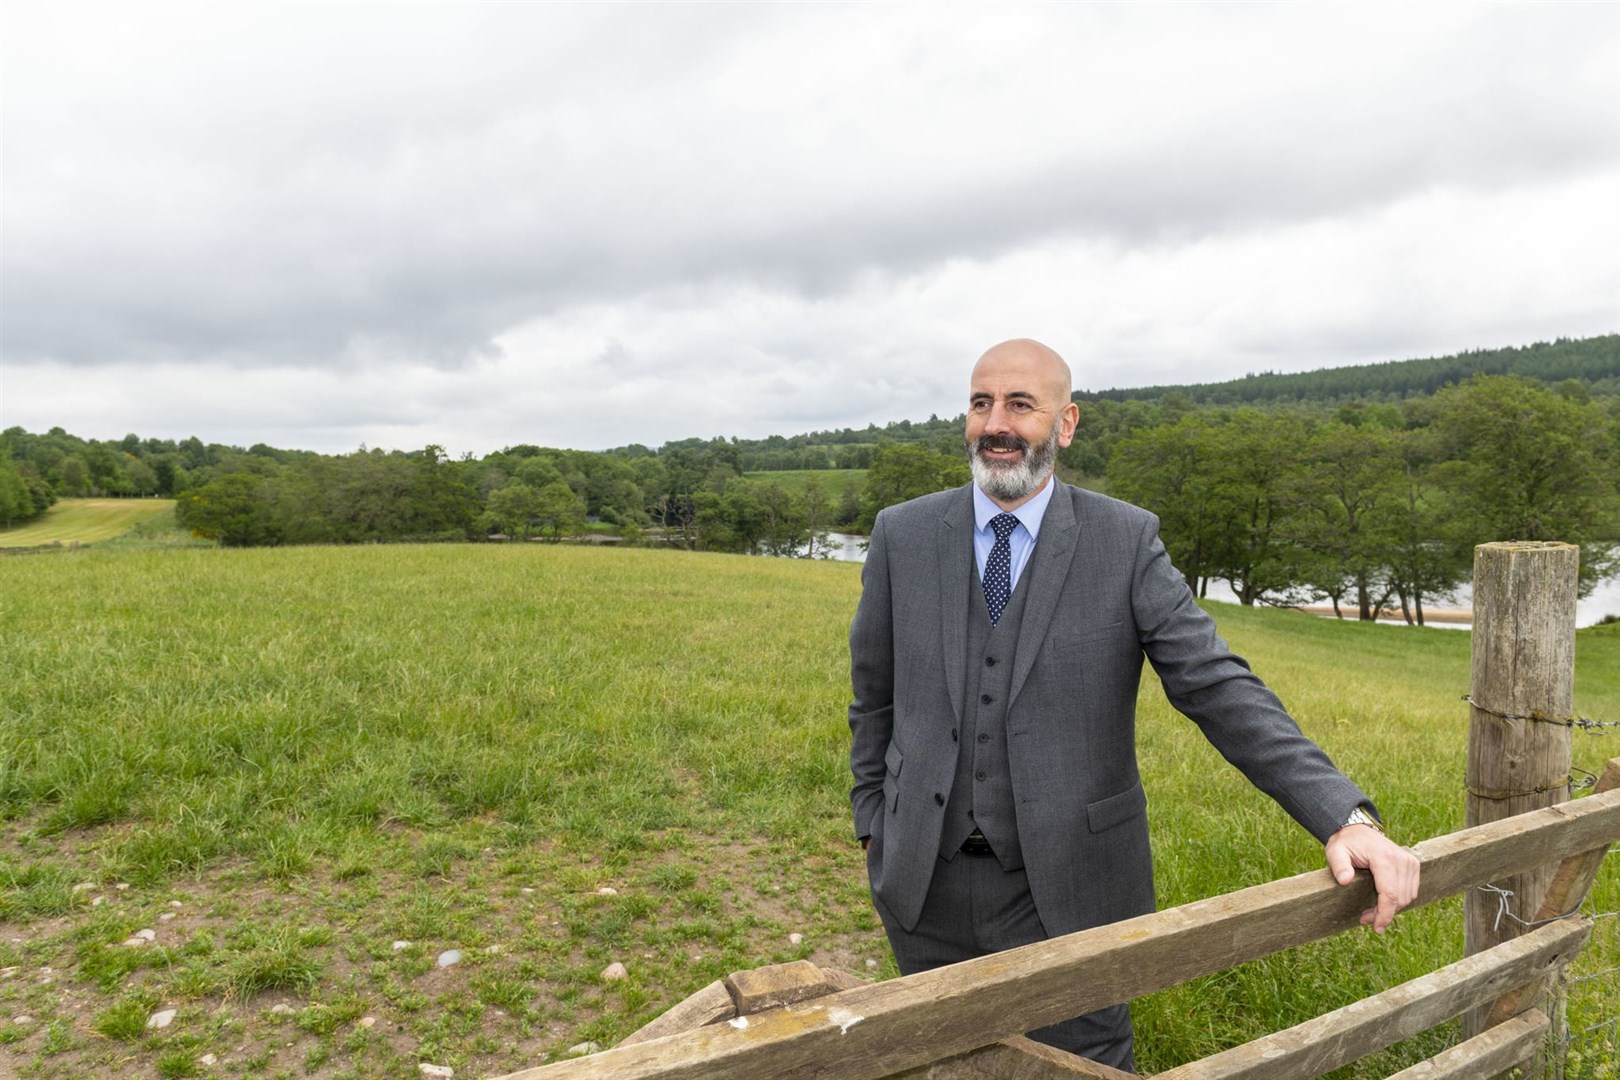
[984,402,1014,433]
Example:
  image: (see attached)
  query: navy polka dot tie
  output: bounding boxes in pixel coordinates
[983,513,1018,626]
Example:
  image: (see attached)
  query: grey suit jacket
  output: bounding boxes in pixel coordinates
[849,481,1372,935]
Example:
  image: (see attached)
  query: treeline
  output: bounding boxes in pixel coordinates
[1079,334,1620,407]
[1115,372,1620,618]
[728,416,964,473]
[0,426,876,553]
[879,374,1618,621]
[740,335,1620,476]
[0,451,56,528]
[5,337,1617,595]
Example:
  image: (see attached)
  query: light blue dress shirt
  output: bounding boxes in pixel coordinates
[972,479,1055,594]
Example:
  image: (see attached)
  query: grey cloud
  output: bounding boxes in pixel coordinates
[6,3,1616,376]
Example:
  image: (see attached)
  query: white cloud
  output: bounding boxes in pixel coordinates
[2,2,1616,453]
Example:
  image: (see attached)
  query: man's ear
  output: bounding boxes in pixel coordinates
[1057,402,1080,449]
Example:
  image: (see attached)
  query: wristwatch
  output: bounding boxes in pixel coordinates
[1345,805,1383,833]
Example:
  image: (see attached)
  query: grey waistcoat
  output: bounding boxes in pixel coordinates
[938,565,1029,870]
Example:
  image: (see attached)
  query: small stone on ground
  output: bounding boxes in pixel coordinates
[147,1008,177,1029]
[600,961,627,981]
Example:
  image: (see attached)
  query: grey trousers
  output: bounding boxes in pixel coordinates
[869,843,1136,1072]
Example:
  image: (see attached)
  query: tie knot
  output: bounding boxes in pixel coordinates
[990,513,1019,542]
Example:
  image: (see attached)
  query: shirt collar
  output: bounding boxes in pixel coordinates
[973,474,1057,540]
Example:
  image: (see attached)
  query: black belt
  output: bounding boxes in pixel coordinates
[960,831,996,858]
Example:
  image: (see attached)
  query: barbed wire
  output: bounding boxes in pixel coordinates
[1566,1022,1619,1066]
[1563,920,1620,1072]
[1569,964,1620,985]
[1461,693,1620,734]
[1557,842,1617,1076]
[1466,767,1598,801]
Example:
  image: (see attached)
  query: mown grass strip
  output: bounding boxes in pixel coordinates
[0,498,177,547]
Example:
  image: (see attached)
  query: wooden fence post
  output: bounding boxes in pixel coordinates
[1464,541,1580,1040]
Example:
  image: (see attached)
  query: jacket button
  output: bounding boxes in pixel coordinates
[980,694,993,705]
[985,656,997,666]
[934,793,945,806]
[977,733,989,743]
[975,770,987,781]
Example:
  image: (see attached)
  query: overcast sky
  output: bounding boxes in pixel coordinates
[3,2,1617,456]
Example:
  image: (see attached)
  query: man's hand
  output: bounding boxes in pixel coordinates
[1324,824,1420,933]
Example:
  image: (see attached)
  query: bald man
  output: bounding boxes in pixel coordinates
[848,339,1419,1070]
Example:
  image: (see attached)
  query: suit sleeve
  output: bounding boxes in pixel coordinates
[849,510,895,841]
[1128,511,1374,843]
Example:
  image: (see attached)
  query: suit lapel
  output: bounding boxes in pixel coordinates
[938,486,974,724]
[1009,482,1080,707]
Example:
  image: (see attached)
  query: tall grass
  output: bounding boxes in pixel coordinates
[0,542,1615,1077]
[2,545,856,850]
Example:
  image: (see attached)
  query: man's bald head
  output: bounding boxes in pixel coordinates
[971,339,1073,405]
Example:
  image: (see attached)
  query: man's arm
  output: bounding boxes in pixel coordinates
[1125,510,1421,929]
[849,512,895,843]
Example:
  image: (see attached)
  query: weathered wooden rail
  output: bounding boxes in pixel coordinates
[495,771,1618,1080]
[493,541,1615,1079]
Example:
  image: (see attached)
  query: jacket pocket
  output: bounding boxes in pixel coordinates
[1086,779,1147,833]
[1048,620,1126,653]
[883,743,904,812]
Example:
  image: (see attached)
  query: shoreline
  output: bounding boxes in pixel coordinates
[1295,604,1472,626]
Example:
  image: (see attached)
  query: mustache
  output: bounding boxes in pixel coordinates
[972,434,1029,455]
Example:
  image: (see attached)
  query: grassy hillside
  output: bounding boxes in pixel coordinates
[0,499,178,548]
[0,544,1615,1077]
[742,468,865,503]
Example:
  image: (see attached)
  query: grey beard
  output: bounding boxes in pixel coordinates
[967,421,1061,502]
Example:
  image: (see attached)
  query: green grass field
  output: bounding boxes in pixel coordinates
[0,542,1616,1078]
[742,468,865,503]
[0,499,178,548]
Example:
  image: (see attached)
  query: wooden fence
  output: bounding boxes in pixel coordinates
[494,543,1618,1080]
